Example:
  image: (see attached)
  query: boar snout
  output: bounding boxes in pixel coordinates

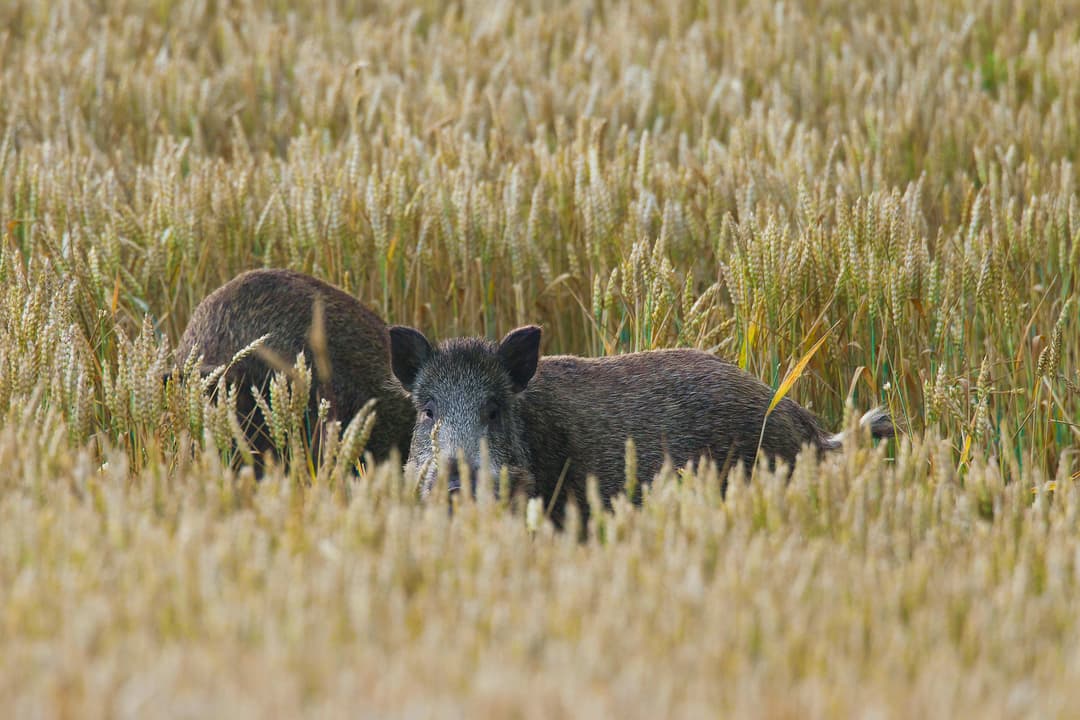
[445,457,474,498]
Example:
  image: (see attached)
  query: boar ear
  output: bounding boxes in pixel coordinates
[498,325,541,392]
[388,326,434,392]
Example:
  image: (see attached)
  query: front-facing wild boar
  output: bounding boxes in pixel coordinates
[175,269,415,472]
[389,325,894,524]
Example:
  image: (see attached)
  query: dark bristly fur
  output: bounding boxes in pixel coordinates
[176,269,416,472]
[390,324,894,526]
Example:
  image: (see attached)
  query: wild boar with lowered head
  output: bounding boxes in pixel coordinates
[175,269,416,473]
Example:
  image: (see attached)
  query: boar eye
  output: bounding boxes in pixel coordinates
[486,401,500,423]
[421,401,436,421]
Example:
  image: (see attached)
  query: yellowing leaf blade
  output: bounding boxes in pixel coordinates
[766,330,831,416]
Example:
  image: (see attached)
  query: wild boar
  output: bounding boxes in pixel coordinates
[175,269,415,472]
[389,324,893,523]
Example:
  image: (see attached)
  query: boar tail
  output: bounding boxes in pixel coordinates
[822,407,895,450]
[861,407,896,440]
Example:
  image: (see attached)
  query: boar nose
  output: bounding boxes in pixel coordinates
[445,458,478,499]
[446,461,461,497]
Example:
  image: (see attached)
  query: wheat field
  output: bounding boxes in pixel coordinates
[1,0,1079,717]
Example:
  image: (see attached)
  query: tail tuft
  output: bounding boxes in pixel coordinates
[822,406,895,450]
[860,406,895,439]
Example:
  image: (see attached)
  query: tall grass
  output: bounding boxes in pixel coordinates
[0,0,1078,716]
